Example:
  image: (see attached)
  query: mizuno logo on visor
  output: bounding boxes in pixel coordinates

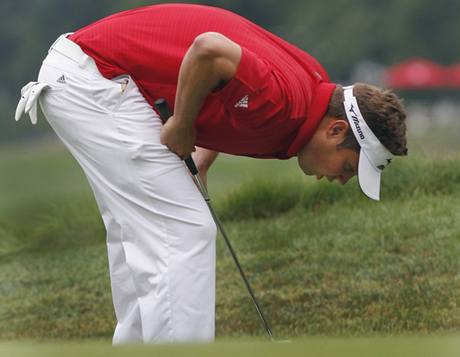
[348,104,365,139]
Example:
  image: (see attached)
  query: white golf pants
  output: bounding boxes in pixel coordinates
[36,34,217,344]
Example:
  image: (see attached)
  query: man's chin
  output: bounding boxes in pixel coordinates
[301,168,314,176]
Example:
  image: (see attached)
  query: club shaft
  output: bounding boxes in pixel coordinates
[192,174,274,340]
[154,98,274,340]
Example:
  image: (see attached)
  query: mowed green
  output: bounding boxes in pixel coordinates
[1,337,460,357]
[0,137,459,351]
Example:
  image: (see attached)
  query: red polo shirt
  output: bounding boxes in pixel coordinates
[69,4,336,159]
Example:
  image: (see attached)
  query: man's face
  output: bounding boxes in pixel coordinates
[297,118,359,185]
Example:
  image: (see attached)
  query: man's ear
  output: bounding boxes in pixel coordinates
[326,118,349,140]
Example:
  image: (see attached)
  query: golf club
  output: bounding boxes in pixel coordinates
[155,98,274,341]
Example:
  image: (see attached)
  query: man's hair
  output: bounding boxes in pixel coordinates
[326,83,408,156]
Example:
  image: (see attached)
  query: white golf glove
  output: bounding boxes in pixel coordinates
[15,81,49,125]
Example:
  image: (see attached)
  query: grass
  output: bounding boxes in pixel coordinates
[214,167,460,337]
[0,135,459,355]
[0,336,460,357]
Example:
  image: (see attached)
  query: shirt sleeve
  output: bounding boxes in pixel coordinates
[213,47,290,127]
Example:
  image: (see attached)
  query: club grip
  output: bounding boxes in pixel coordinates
[154,99,199,175]
[154,98,170,125]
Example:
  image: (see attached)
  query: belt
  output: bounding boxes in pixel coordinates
[48,32,100,74]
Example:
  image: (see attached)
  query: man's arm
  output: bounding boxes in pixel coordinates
[160,32,242,159]
[192,147,219,189]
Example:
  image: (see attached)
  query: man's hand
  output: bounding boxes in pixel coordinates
[160,115,197,159]
[191,147,219,190]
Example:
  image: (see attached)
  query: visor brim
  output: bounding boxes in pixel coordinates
[358,149,382,201]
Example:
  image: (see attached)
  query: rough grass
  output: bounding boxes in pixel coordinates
[1,151,459,341]
[219,158,460,219]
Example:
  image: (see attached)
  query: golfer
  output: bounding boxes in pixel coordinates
[15,3,407,344]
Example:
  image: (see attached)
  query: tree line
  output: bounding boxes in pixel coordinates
[1,0,459,143]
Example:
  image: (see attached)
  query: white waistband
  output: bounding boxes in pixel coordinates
[48,33,100,74]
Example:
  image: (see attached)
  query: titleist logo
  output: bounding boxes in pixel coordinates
[348,104,365,140]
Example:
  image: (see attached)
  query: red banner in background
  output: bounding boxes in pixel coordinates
[384,58,449,89]
[448,63,460,88]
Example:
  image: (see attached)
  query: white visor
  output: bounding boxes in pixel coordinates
[343,86,393,201]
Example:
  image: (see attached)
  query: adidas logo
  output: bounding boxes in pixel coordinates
[56,75,66,84]
[234,95,249,108]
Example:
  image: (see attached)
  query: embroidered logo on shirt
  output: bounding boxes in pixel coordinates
[56,75,66,84]
[234,95,249,108]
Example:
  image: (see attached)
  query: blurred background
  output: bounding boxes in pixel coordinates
[1,0,460,148]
